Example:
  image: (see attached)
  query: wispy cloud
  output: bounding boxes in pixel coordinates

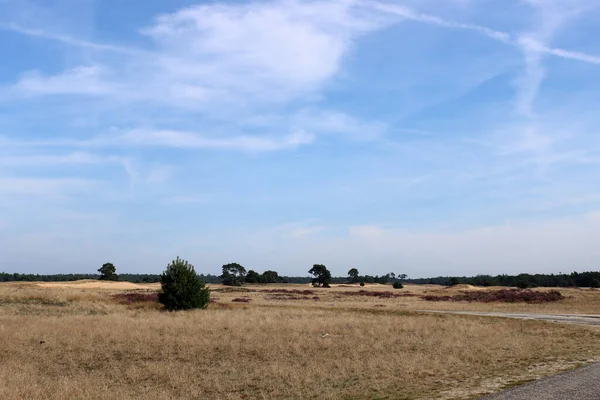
[0,177,98,197]
[165,195,210,205]
[111,129,316,152]
[11,66,114,96]
[527,39,600,65]
[0,22,138,54]
[1,128,315,152]
[370,1,511,42]
[0,151,122,166]
[513,0,589,117]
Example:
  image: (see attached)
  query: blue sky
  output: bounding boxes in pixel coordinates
[1,0,600,277]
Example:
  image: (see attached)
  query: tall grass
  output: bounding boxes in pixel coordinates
[0,282,599,399]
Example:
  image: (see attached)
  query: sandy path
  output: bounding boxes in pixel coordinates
[417,310,600,327]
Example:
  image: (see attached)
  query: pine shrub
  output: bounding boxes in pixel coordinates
[158,257,210,311]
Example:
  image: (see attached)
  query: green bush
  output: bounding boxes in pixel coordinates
[158,257,210,311]
[393,281,403,289]
[360,281,365,287]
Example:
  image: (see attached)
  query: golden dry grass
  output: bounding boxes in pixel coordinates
[1,282,600,399]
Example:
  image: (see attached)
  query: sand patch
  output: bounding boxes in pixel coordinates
[448,284,486,290]
[36,280,157,290]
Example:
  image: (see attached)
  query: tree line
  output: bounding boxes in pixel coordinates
[2,267,599,288]
[0,272,221,284]
[406,271,600,288]
[0,264,404,286]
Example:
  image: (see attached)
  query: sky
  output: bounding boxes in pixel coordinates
[1,0,600,278]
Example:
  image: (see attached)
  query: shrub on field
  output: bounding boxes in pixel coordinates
[360,281,365,287]
[158,257,210,311]
[113,292,158,304]
[393,282,404,289]
[232,298,251,303]
[422,289,564,303]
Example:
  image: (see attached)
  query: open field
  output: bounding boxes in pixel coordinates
[1,281,600,399]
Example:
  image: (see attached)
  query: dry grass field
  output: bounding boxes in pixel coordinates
[1,281,600,399]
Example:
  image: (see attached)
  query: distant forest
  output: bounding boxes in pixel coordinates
[405,271,600,288]
[1,270,599,288]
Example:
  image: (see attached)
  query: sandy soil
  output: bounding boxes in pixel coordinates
[35,280,159,290]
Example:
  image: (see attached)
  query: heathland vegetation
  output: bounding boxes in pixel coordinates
[1,278,600,399]
[0,256,599,398]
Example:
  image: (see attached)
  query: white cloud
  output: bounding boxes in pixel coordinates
[513,0,596,117]
[376,175,434,187]
[534,41,600,65]
[165,195,210,204]
[12,66,114,96]
[143,0,385,96]
[0,177,97,197]
[291,109,387,141]
[515,38,546,117]
[0,151,122,166]
[1,129,316,152]
[110,129,315,152]
[189,212,600,276]
[0,22,137,54]
[145,165,173,184]
[339,213,600,275]
[269,221,329,239]
[501,126,554,155]
[370,1,511,42]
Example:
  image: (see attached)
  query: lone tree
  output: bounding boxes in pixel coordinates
[309,264,331,288]
[98,262,118,281]
[220,263,247,286]
[348,268,359,283]
[158,257,210,311]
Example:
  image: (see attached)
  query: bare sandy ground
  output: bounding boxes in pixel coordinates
[418,310,600,327]
[35,280,159,290]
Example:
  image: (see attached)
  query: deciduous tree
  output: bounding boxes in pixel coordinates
[220,263,247,286]
[309,264,331,288]
[348,268,359,283]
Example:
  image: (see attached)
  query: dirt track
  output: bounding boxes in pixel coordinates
[417,310,600,327]
[478,363,600,400]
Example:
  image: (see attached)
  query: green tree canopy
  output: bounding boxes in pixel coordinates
[220,263,247,286]
[348,268,359,283]
[98,262,118,281]
[309,264,331,288]
[245,270,261,284]
[261,270,282,283]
